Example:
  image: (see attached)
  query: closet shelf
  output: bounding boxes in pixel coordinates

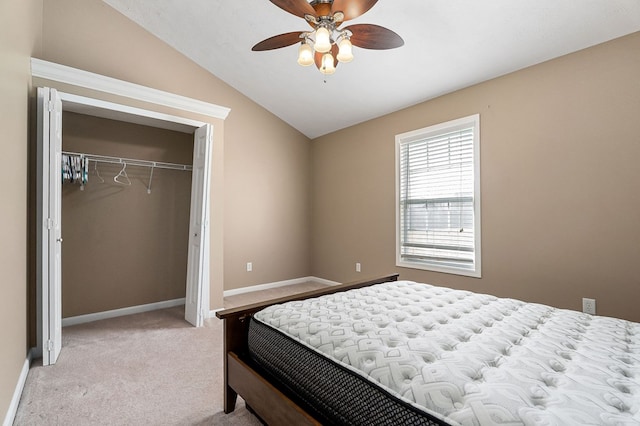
[62,151,192,171]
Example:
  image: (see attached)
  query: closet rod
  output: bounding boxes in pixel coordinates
[62,151,192,171]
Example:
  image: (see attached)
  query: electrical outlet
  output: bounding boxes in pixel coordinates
[582,298,596,315]
[246,262,252,272]
[355,262,361,272]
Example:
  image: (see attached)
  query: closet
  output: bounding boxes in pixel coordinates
[61,112,193,320]
[37,85,216,366]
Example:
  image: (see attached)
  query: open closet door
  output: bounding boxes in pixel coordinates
[185,124,212,327]
[36,87,63,365]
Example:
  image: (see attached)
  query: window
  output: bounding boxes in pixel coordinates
[396,114,481,277]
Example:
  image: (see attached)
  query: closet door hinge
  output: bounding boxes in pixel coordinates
[46,218,54,230]
[47,100,55,113]
[47,340,54,352]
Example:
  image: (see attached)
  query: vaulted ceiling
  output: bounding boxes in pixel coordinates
[103,0,640,139]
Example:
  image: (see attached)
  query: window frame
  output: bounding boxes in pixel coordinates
[395,114,482,278]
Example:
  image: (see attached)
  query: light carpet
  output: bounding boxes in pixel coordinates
[14,307,261,425]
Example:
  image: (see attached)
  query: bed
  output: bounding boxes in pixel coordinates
[215,275,640,425]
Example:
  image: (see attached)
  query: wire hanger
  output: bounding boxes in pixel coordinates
[93,160,105,183]
[114,162,131,186]
[146,164,155,194]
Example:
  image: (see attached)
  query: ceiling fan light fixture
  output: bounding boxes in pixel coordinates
[320,52,336,75]
[253,0,404,76]
[314,26,332,53]
[337,36,353,63]
[297,41,314,66]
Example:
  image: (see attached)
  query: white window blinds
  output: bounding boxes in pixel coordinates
[396,115,481,277]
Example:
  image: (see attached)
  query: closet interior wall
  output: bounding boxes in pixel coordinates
[61,111,194,318]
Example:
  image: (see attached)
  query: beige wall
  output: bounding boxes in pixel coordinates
[0,0,42,419]
[38,0,312,307]
[61,112,193,317]
[312,32,640,323]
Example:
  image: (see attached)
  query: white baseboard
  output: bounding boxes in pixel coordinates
[3,348,36,426]
[222,276,338,298]
[62,298,186,327]
[209,276,339,318]
[310,276,341,287]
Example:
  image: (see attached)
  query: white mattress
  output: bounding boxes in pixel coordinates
[253,281,640,425]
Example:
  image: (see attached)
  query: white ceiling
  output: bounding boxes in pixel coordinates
[102,0,640,139]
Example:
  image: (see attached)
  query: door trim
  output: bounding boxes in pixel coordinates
[31,58,230,121]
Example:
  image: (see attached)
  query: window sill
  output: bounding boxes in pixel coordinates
[396,260,481,278]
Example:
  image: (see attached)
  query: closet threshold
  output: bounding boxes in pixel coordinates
[62,151,192,171]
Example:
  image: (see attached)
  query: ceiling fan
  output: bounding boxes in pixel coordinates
[252,0,404,75]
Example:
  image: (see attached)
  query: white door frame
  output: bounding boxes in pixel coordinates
[36,89,214,363]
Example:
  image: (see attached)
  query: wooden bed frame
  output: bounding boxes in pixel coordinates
[215,274,400,425]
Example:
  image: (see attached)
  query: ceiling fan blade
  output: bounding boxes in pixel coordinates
[345,24,404,50]
[269,0,316,18]
[252,32,304,51]
[331,0,378,21]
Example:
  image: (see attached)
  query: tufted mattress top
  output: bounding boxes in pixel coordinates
[253,280,640,425]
